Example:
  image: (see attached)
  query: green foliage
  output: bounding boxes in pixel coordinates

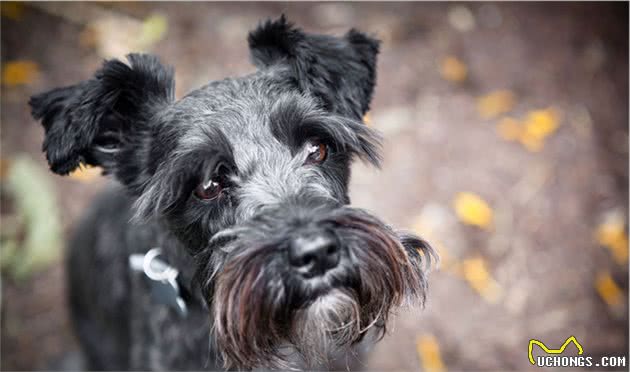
[1,155,62,280]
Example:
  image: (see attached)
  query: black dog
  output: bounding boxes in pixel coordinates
[29,16,435,370]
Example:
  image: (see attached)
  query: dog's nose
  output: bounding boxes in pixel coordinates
[288,232,339,278]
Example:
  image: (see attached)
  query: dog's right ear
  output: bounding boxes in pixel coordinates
[29,54,174,179]
[248,15,380,121]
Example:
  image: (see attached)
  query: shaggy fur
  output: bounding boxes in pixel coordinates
[30,16,435,370]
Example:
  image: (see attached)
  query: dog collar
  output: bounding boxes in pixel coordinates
[129,248,188,317]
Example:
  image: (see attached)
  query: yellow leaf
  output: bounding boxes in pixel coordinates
[495,108,561,152]
[363,112,371,126]
[596,218,629,265]
[518,130,544,152]
[523,108,560,140]
[138,14,168,48]
[440,56,467,83]
[2,60,39,86]
[453,192,493,229]
[595,271,623,307]
[461,257,502,303]
[477,90,515,119]
[1,2,24,20]
[416,334,446,372]
[68,164,101,182]
[496,117,522,142]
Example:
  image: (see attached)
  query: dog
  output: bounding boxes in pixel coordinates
[29,16,435,370]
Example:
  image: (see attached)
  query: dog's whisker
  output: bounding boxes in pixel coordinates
[358,303,385,334]
[328,317,357,332]
[209,227,246,246]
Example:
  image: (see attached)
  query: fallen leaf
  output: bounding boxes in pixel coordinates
[68,164,102,182]
[1,2,24,20]
[363,112,371,126]
[523,107,561,140]
[477,90,515,119]
[453,192,493,230]
[440,56,468,83]
[596,217,629,265]
[518,130,544,152]
[461,257,502,303]
[495,108,561,152]
[416,334,446,372]
[2,60,39,86]
[595,271,623,307]
[138,13,168,49]
[496,117,522,141]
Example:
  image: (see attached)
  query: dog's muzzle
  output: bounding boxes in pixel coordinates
[194,204,435,369]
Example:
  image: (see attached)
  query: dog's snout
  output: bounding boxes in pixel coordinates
[288,232,339,278]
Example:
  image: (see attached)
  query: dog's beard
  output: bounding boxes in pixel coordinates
[196,207,435,369]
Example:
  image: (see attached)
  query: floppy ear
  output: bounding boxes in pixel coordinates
[248,15,380,120]
[29,53,174,183]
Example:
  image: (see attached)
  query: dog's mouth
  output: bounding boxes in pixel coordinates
[195,206,435,369]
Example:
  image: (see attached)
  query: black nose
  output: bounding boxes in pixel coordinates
[288,232,339,278]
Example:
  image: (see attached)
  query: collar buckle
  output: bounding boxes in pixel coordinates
[129,248,188,317]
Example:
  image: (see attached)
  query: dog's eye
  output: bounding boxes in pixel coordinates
[194,178,223,200]
[194,166,230,201]
[304,141,328,165]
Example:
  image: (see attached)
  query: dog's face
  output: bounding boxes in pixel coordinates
[30,17,434,369]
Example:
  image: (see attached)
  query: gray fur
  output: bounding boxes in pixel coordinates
[29,17,436,370]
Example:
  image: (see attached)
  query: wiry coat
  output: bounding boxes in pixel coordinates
[30,16,434,370]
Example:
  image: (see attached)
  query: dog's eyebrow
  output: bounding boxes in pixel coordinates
[268,94,317,145]
[269,95,382,166]
[133,124,235,221]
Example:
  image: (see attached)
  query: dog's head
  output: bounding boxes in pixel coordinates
[30,16,435,369]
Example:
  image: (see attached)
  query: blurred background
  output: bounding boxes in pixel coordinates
[1,2,628,371]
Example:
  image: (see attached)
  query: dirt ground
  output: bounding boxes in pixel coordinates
[1,2,628,371]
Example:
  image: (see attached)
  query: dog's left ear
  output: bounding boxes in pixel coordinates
[29,54,174,189]
[248,15,379,120]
